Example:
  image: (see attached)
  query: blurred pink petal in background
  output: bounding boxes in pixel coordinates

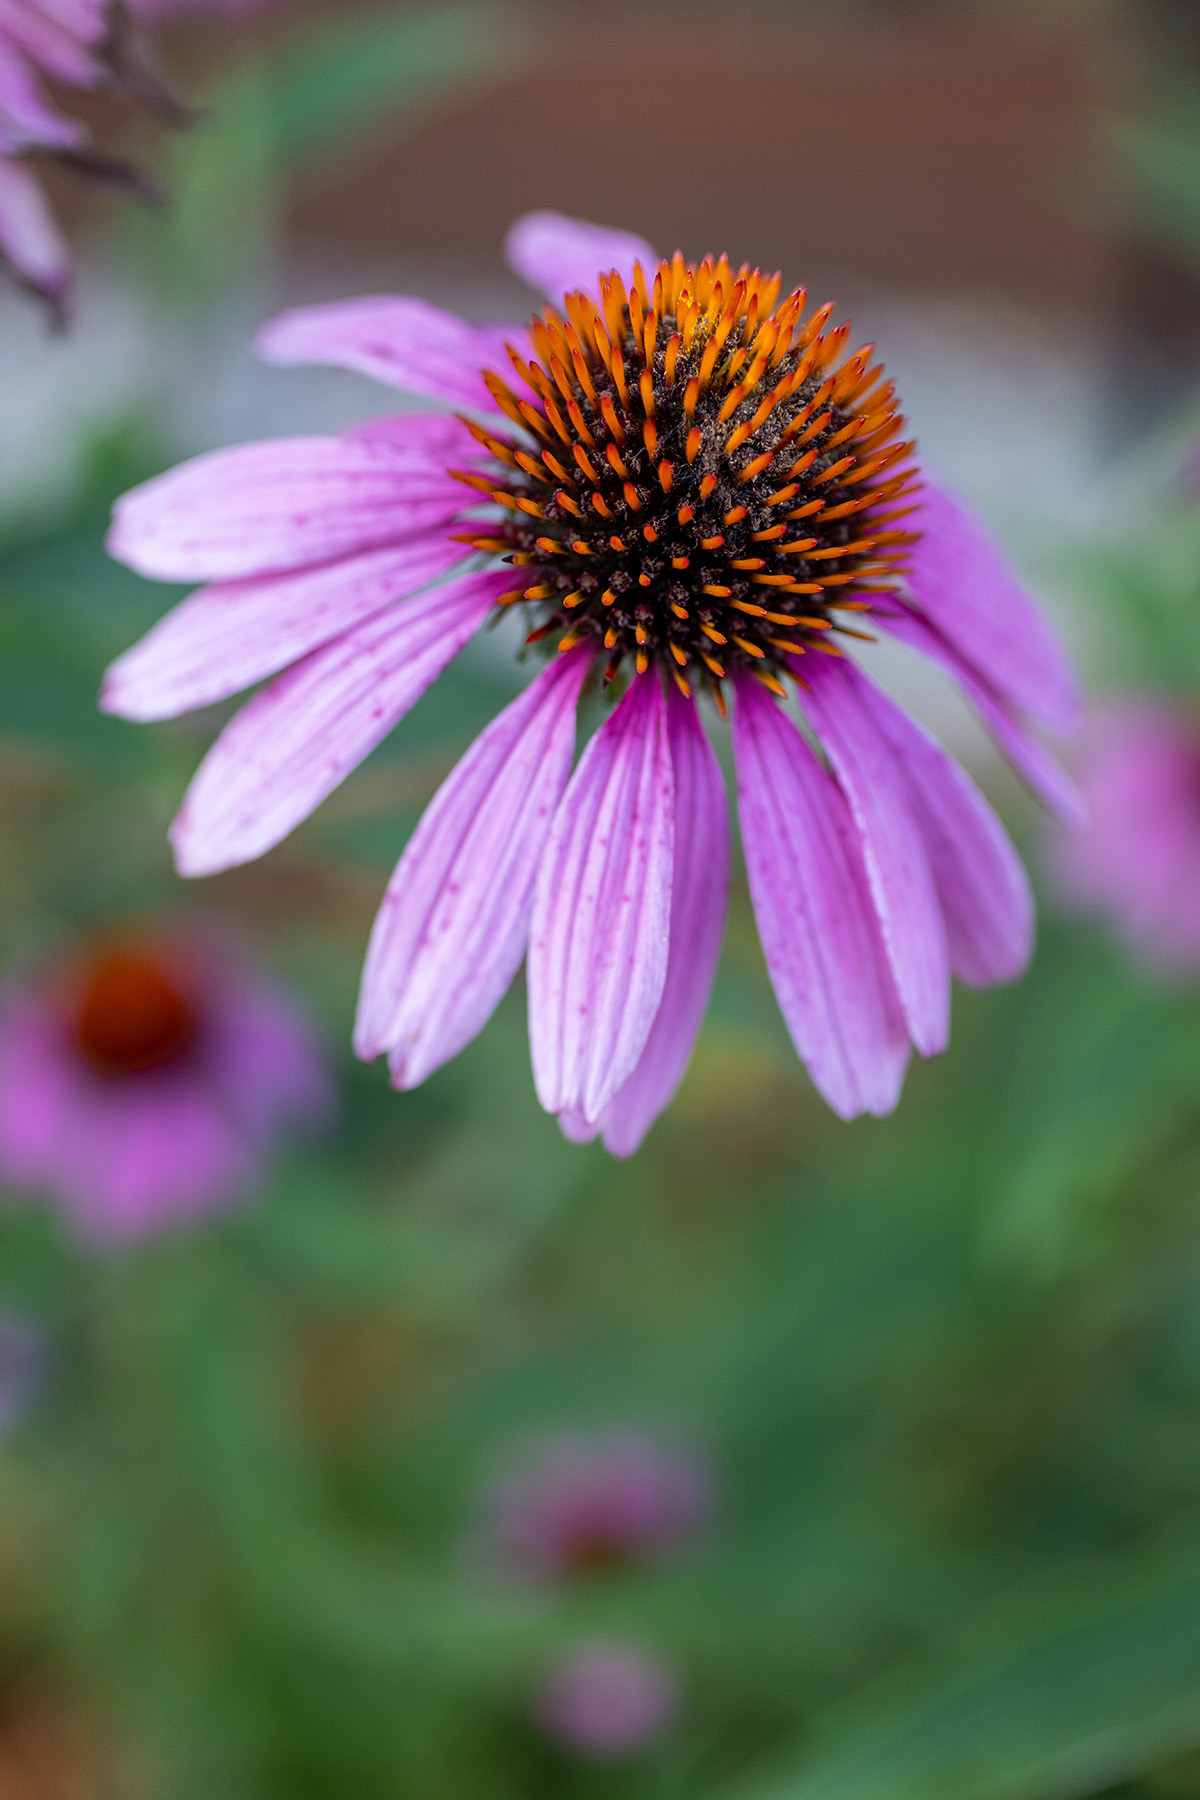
[532,1641,682,1759]
[478,1430,713,1581]
[1052,701,1200,970]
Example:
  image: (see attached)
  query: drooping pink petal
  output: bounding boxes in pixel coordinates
[0,37,85,150]
[100,533,468,722]
[256,297,518,412]
[528,673,674,1125]
[504,211,658,304]
[865,679,1034,987]
[880,598,1085,823]
[354,647,593,1085]
[170,567,508,876]
[0,157,68,306]
[732,676,910,1119]
[800,656,950,1058]
[107,430,474,583]
[906,479,1079,735]
[590,685,729,1157]
[0,0,106,87]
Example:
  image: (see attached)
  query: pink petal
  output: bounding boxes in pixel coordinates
[528,673,675,1125]
[880,598,1085,823]
[800,657,950,1058]
[0,157,68,306]
[58,1080,254,1245]
[107,431,473,583]
[591,685,729,1157]
[256,297,517,411]
[732,676,910,1120]
[0,0,105,85]
[100,533,468,722]
[907,479,1079,735]
[0,38,85,150]
[354,648,593,1085]
[866,681,1035,987]
[170,567,507,876]
[504,211,658,304]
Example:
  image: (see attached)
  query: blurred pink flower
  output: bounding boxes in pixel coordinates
[1053,701,1200,970]
[532,1640,681,1759]
[0,929,333,1244]
[0,0,203,316]
[479,1432,712,1581]
[103,211,1080,1149]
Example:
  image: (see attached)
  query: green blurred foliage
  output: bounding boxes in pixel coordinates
[136,2,530,304]
[5,5,1200,1799]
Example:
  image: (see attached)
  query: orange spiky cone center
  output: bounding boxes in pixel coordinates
[452,253,921,703]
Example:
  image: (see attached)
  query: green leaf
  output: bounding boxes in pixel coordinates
[728,1547,1200,1800]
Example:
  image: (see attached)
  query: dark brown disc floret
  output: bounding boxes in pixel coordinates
[451,253,921,707]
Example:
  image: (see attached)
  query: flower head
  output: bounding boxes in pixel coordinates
[103,211,1080,1150]
[478,1431,712,1581]
[531,1640,681,1759]
[0,927,332,1243]
[1052,700,1200,970]
[0,0,194,317]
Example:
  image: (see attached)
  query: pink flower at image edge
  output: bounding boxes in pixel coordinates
[0,0,250,314]
[1053,701,1200,970]
[100,210,1082,1152]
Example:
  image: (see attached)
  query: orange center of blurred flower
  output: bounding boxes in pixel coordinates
[73,952,198,1075]
[565,1535,629,1575]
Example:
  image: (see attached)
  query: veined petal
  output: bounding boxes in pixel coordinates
[881,598,1085,824]
[256,297,517,412]
[354,647,593,1084]
[907,478,1079,735]
[528,673,674,1125]
[170,567,508,876]
[801,657,950,1057]
[866,680,1035,987]
[100,534,468,722]
[0,157,68,307]
[732,677,910,1119]
[593,685,729,1158]
[108,432,473,583]
[505,211,658,305]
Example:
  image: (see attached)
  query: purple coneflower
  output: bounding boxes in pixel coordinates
[532,1639,682,1759]
[0,0,193,316]
[0,928,332,1244]
[102,211,1080,1150]
[1053,700,1200,970]
[478,1431,711,1581]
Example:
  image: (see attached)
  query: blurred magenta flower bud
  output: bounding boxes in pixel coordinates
[0,925,333,1245]
[532,1639,682,1759]
[477,1430,713,1581]
[1051,701,1200,971]
[0,0,238,317]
